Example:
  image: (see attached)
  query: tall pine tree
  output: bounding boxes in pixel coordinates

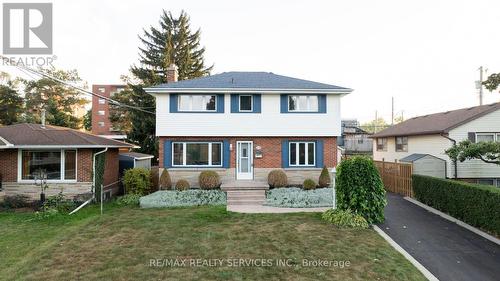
[113,10,212,157]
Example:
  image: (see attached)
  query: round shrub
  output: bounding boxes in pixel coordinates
[303,179,317,190]
[175,179,190,191]
[198,171,221,190]
[123,168,151,196]
[336,157,386,224]
[268,170,288,188]
[318,166,331,188]
[322,208,369,228]
[159,169,172,190]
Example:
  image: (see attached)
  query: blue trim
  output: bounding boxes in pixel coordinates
[280,94,288,113]
[169,94,178,113]
[316,140,324,167]
[230,94,238,113]
[253,94,261,113]
[216,94,225,113]
[281,140,289,168]
[164,140,172,168]
[318,94,327,113]
[230,94,261,113]
[223,140,230,168]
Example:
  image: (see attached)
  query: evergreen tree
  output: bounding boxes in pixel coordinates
[83,109,92,131]
[0,76,23,125]
[113,10,212,156]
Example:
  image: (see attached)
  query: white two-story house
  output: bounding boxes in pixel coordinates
[372,102,500,187]
[145,65,352,187]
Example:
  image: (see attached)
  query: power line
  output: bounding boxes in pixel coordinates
[1,56,155,115]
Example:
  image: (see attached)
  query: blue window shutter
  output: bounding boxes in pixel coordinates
[230,94,238,113]
[164,140,172,168]
[223,140,230,168]
[169,94,178,113]
[281,140,289,168]
[318,94,327,113]
[216,94,225,113]
[316,140,324,168]
[253,94,261,113]
[280,94,288,113]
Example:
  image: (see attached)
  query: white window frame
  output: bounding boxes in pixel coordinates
[98,121,105,127]
[475,133,498,142]
[98,110,105,116]
[288,95,319,112]
[98,98,106,104]
[17,149,78,183]
[395,136,408,152]
[177,95,217,112]
[289,141,316,167]
[376,138,387,151]
[239,95,253,112]
[98,87,105,93]
[171,142,223,167]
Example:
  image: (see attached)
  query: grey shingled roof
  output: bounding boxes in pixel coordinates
[400,154,446,163]
[372,102,500,138]
[146,72,352,93]
[0,123,133,148]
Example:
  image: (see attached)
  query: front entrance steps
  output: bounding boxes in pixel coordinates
[221,180,268,206]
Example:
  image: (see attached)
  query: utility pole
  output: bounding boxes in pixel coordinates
[374,110,378,133]
[478,66,484,105]
[391,97,394,125]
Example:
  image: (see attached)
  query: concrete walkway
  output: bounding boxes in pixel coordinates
[227,205,329,213]
[379,193,500,281]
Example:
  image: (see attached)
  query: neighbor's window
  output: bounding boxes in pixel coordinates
[476,133,496,142]
[98,110,105,116]
[98,98,106,104]
[376,138,387,151]
[98,121,105,127]
[288,95,318,112]
[172,142,222,166]
[239,95,252,111]
[477,179,495,186]
[178,95,216,111]
[21,150,76,181]
[98,87,105,93]
[396,136,408,152]
[289,142,315,166]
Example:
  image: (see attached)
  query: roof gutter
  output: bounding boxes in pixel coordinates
[440,133,457,179]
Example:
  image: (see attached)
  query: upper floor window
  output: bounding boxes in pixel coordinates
[376,138,387,151]
[98,98,106,104]
[289,141,315,166]
[476,133,500,142]
[288,95,318,112]
[98,110,105,116]
[98,87,105,93]
[98,121,105,127]
[239,95,253,111]
[178,95,216,112]
[396,136,408,152]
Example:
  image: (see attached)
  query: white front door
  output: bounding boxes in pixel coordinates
[236,141,253,180]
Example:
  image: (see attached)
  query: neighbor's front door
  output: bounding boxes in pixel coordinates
[236,141,253,180]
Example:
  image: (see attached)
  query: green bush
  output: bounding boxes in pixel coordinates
[159,169,172,190]
[303,179,316,190]
[140,190,226,208]
[123,168,151,195]
[265,187,333,207]
[175,179,190,191]
[199,171,220,190]
[322,208,369,228]
[1,194,31,209]
[413,175,500,236]
[116,194,141,206]
[42,192,76,213]
[268,170,288,188]
[318,167,331,188]
[336,157,386,224]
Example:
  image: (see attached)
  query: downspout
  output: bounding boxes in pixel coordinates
[70,147,108,215]
[440,134,457,179]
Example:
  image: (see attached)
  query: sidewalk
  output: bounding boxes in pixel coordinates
[379,193,500,281]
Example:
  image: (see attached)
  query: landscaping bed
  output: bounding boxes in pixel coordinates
[140,190,226,208]
[264,187,333,208]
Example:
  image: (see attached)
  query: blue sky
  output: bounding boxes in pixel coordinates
[2,0,500,123]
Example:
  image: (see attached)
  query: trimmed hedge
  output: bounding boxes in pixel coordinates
[265,187,333,208]
[413,175,500,235]
[123,168,151,195]
[140,190,226,208]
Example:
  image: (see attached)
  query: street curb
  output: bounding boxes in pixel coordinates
[404,197,500,246]
[373,225,439,281]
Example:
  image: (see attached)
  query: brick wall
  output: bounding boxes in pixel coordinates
[158,136,337,169]
[103,148,120,190]
[0,149,17,182]
[78,149,93,182]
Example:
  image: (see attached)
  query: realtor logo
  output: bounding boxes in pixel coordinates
[2,3,52,54]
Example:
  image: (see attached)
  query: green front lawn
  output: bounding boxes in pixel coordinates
[0,204,425,280]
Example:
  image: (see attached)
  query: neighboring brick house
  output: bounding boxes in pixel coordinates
[145,65,352,187]
[91,84,127,140]
[0,123,132,199]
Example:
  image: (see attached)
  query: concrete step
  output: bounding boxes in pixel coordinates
[227,199,266,205]
[226,191,266,197]
[227,195,265,201]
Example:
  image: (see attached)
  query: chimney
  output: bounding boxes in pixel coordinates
[41,109,46,128]
[166,63,178,83]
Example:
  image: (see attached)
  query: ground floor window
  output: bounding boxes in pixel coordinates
[21,150,77,181]
[476,178,500,188]
[172,142,222,167]
[289,142,315,166]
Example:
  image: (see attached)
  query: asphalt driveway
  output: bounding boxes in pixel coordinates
[379,193,500,281]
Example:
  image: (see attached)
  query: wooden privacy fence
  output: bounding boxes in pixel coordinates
[373,160,413,197]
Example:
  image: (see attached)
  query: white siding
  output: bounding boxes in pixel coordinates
[373,135,453,177]
[449,109,500,178]
[154,94,342,136]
